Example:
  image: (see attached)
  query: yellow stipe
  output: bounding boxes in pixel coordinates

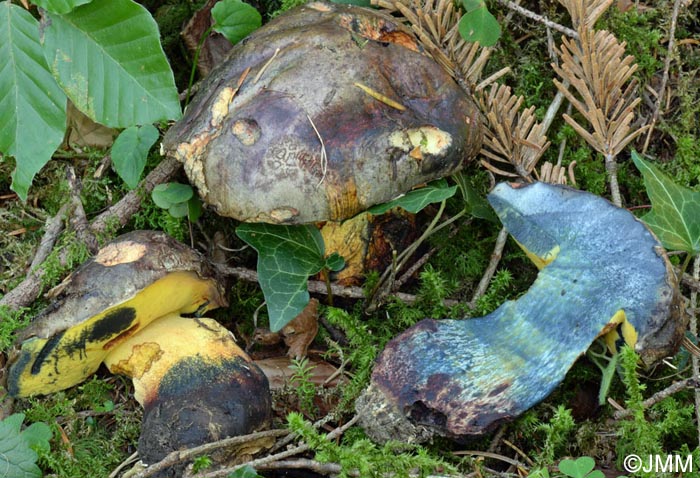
[515,240,560,270]
[603,309,639,354]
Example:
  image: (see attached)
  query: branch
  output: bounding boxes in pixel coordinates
[132,429,289,478]
[612,377,700,420]
[90,157,182,234]
[493,0,578,39]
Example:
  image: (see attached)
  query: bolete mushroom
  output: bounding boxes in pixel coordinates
[357,182,684,443]
[7,230,271,469]
[161,1,482,281]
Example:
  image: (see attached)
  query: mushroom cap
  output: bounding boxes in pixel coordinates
[162,1,482,224]
[7,230,226,398]
[358,182,684,442]
[103,314,271,467]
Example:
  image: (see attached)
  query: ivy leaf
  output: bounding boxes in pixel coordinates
[31,0,92,14]
[111,124,159,189]
[453,172,498,222]
[0,2,67,200]
[558,457,604,478]
[0,414,52,478]
[211,0,262,45]
[632,151,700,255]
[41,0,181,128]
[325,252,345,272]
[236,223,327,332]
[458,2,501,47]
[368,179,457,215]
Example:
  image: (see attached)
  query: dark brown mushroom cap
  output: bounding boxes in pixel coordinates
[8,230,226,398]
[162,1,482,224]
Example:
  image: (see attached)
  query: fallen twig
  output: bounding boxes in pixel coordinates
[641,0,683,153]
[469,226,509,308]
[612,377,700,420]
[90,157,182,234]
[193,416,360,478]
[215,264,423,305]
[132,429,289,478]
[493,0,578,40]
[0,201,75,310]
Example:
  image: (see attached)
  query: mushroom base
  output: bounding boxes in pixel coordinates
[139,355,271,473]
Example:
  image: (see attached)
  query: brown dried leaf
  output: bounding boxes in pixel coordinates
[66,102,118,149]
[182,0,234,76]
[281,298,319,359]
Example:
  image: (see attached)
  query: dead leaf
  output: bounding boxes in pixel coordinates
[281,298,319,359]
[66,101,118,149]
[182,0,234,76]
[254,356,345,389]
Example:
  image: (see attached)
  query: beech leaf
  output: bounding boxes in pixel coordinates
[0,2,67,200]
[41,0,181,128]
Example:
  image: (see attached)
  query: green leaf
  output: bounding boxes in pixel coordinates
[325,252,345,272]
[227,464,263,478]
[558,457,603,478]
[236,223,326,332]
[168,201,189,218]
[368,179,458,215]
[41,0,181,128]
[453,172,498,222]
[0,2,67,201]
[0,414,52,478]
[188,196,203,222]
[462,0,483,12]
[111,124,159,189]
[211,0,262,45]
[152,182,194,208]
[632,151,700,255]
[458,5,501,47]
[31,0,92,15]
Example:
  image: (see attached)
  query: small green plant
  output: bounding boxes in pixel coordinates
[459,0,501,47]
[287,412,456,477]
[151,182,202,222]
[289,356,318,413]
[558,457,604,478]
[192,455,213,474]
[536,406,576,465]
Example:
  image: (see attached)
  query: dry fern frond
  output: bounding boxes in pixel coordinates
[373,0,492,85]
[558,0,614,30]
[552,29,646,157]
[476,84,551,180]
